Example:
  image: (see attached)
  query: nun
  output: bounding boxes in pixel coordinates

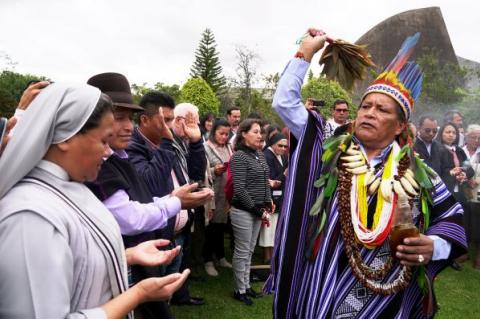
[0,83,188,318]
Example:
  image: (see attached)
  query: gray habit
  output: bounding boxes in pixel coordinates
[0,83,129,318]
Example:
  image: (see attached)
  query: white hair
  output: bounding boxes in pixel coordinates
[466,124,480,135]
[174,103,199,118]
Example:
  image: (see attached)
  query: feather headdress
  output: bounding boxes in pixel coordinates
[362,33,423,120]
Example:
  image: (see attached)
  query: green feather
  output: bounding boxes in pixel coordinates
[324,168,339,198]
[414,157,434,189]
[318,210,327,233]
[396,145,411,161]
[321,151,341,175]
[314,173,330,188]
[421,188,431,230]
[309,190,325,216]
[416,266,427,294]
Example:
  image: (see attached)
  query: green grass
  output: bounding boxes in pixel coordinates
[171,267,272,319]
[436,261,480,319]
[172,246,480,318]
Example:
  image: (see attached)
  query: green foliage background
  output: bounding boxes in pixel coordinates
[179,77,220,117]
[0,70,45,117]
[301,75,354,119]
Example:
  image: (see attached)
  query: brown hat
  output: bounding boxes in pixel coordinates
[87,72,144,112]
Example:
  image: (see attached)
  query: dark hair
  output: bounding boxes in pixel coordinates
[200,112,215,132]
[79,93,113,134]
[265,124,281,146]
[443,110,462,125]
[234,119,262,151]
[209,118,231,143]
[139,91,175,117]
[436,122,459,146]
[332,99,348,109]
[247,112,262,120]
[418,115,437,128]
[226,106,241,115]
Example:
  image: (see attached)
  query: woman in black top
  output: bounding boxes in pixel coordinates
[436,123,474,199]
[436,122,474,269]
[230,119,272,305]
[260,133,288,263]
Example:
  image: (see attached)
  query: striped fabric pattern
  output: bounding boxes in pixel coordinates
[266,112,468,319]
[231,148,272,213]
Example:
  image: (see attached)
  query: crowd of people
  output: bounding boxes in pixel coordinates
[0,27,476,319]
[0,69,291,317]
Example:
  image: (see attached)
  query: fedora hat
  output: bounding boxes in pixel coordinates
[87,72,144,112]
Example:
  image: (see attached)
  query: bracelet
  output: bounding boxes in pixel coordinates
[294,51,305,60]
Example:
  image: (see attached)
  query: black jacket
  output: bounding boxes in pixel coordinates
[439,144,474,195]
[264,148,288,213]
[126,127,177,240]
[413,138,450,178]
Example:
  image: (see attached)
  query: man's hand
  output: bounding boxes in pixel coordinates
[134,269,190,303]
[158,108,173,140]
[171,183,214,209]
[126,239,181,267]
[395,234,434,266]
[182,111,201,143]
[18,81,50,110]
[298,28,327,63]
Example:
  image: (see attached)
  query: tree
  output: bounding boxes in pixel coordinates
[131,82,181,105]
[190,28,226,95]
[179,77,220,117]
[301,75,353,120]
[0,70,45,117]
[234,45,259,114]
[417,48,467,105]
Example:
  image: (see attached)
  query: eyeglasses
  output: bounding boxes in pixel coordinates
[277,144,288,148]
[335,109,348,113]
[423,128,438,134]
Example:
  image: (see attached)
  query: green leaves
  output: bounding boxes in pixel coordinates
[179,77,220,117]
[414,156,434,190]
[309,190,325,216]
[421,188,431,230]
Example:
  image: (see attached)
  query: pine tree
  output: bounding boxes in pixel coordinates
[190,28,226,95]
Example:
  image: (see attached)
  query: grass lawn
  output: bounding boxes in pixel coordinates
[172,247,480,318]
[436,260,480,319]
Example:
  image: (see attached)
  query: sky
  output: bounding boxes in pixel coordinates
[0,0,478,88]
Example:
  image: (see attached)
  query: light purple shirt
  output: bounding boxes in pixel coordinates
[102,150,181,236]
[273,58,451,260]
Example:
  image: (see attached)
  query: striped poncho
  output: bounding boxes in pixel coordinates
[265,111,468,319]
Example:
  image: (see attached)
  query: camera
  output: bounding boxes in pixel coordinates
[312,99,325,107]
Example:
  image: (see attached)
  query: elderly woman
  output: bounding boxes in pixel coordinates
[267,29,467,318]
[0,84,188,318]
[203,118,234,276]
[230,118,272,305]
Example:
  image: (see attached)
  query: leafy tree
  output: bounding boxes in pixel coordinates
[0,70,45,117]
[417,48,467,105]
[301,75,353,120]
[190,28,226,95]
[179,77,220,117]
[131,82,181,105]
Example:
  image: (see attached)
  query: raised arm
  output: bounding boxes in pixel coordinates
[272,28,327,140]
